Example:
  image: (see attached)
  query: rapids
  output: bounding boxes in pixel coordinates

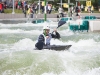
[0,22,100,75]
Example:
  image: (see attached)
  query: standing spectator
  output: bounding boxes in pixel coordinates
[27,6,34,18]
[34,4,38,14]
[24,2,28,10]
[21,0,24,10]
[46,5,48,13]
[88,6,91,13]
[75,6,79,16]
[0,2,3,13]
[91,6,94,13]
[41,5,44,14]
[58,6,64,17]
[81,4,84,12]
[3,0,7,9]
[2,2,4,13]
[70,6,74,16]
[23,7,27,18]
[30,6,34,18]
[23,0,27,8]
[8,0,13,8]
[52,5,55,11]
[27,6,31,18]
[47,4,52,14]
[27,3,30,10]
[15,0,18,9]
[18,0,21,9]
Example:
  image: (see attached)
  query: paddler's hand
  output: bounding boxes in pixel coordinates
[46,36,49,38]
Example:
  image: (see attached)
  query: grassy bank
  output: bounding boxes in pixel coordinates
[3,8,100,14]
[4,9,23,13]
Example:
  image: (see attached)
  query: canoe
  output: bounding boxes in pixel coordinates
[34,45,72,51]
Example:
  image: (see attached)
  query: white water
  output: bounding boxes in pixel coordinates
[0,22,100,75]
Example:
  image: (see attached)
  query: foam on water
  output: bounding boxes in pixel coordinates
[0,22,100,75]
[0,29,43,35]
[12,38,35,51]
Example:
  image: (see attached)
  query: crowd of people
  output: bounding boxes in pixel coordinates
[0,0,56,19]
[0,0,95,19]
[0,0,54,14]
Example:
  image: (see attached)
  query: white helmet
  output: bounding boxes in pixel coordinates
[43,25,50,30]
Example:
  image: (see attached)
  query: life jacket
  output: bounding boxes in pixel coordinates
[38,33,52,45]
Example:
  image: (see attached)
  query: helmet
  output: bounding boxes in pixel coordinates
[43,25,50,30]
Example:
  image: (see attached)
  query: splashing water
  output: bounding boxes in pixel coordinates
[0,22,100,75]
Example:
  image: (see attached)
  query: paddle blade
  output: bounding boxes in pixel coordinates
[57,20,66,28]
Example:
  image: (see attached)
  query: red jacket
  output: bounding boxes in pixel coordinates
[0,3,3,10]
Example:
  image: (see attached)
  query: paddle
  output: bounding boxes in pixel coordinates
[57,20,66,28]
[35,20,66,50]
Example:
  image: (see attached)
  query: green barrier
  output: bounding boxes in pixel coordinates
[84,16,96,20]
[32,19,44,24]
[61,17,72,21]
[69,20,89,32]
[90,16,96,19]
[82,21,89,30]
[70,25,79,31]
[61,18,64,20]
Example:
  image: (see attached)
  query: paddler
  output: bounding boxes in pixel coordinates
[35,25,60,50]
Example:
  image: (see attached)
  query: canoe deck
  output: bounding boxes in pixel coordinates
[43,45,72,51]
[34,45,72,51]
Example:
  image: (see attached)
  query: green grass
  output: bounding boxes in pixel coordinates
[4,9,23,13]
[4,8,100,13]
[82,10,100,13]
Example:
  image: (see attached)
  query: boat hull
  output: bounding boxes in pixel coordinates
[34,45,72,51]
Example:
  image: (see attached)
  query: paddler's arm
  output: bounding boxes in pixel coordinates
[51,29,61,39]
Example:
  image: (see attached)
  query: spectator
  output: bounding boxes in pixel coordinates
[23,8,26,18]
[18,0,21,9]
[81,4,84,12]
[30,6,34,18]
[91,6,94,13]
[47,4,52,14]
[3,0,7,9]
[58,6,64,17]
[34,4,38,14]
[0,2,3,13]
[27,6,31,18]
[88,6,91,13]
[15,0,18,9]
[41,5,44,14]
[75,6,79,16]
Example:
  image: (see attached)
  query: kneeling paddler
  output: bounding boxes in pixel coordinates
[35,25,60,50]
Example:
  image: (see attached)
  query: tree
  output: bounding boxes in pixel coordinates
[98,0,100,6]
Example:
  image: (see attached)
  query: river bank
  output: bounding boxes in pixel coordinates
[0,13,100,19]
[0,13,100,24]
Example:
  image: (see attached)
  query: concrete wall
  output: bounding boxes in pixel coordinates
[89,20,100,32]
[0,14,58,19]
